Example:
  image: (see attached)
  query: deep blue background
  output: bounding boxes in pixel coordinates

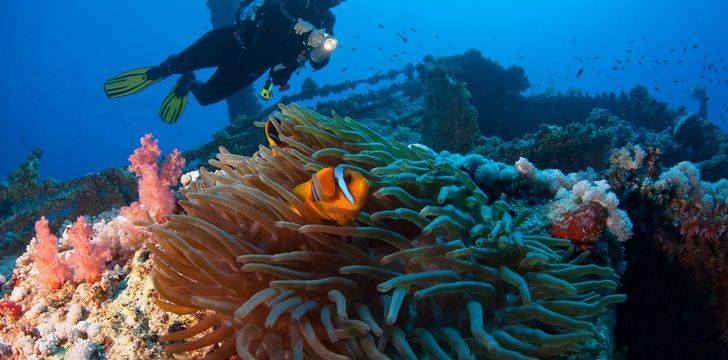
[1,0,726,181]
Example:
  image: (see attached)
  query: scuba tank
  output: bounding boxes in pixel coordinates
[235,0,268,48]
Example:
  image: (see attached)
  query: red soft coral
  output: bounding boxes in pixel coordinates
[0,297,22,320]
[551,202,608,250]
[67,216,112,283]
[126,134,186,223]
[33,216,70,289]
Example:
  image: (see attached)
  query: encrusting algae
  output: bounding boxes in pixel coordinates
[147,104,625,359]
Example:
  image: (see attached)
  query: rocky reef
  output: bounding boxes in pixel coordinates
[1,49,727,359]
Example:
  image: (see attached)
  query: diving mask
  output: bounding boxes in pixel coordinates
[307,30,338,63]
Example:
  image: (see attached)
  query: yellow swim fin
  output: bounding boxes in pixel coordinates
[159,82,188,124]
[104,67,163,99]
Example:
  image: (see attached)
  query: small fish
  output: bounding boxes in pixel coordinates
[265,117,285,156]
[435,34,440,39]
[616,59,623,64]
[355,35,361,39]
[625,49,632,53]
[572,37,576,45]
[693,44,699,49]
[670,48,676,53]
[654,86,660,92]
[341,68,347,72]
[683,46,687,53]
[576,68,584,77]
[377,46,383,52]
[410,27,417,32]
[291,166,369,225]
[351,47,357,52]
[642,35,646,40]
[378,24,386,29]
[368,66,375,71]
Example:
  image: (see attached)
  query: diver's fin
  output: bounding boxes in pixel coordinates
[159,83,188,124]
[104,67,163,99]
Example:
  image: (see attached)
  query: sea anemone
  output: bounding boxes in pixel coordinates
[148,104,624,359]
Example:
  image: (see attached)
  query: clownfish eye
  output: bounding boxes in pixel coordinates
[345,175,352,184]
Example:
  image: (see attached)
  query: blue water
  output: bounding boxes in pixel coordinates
[2,0,727,181]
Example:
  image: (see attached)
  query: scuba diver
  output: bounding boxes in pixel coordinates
[104,0,344,123]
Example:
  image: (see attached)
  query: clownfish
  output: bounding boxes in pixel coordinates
[265,117,286,156]
[291,166,369,225]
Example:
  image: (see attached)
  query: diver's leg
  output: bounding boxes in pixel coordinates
[188,64,266,106]
[152,26,241,78]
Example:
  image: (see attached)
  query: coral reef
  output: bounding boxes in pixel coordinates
[149,104,623,359]
[0,137,190,359]
[0,211,187,359]
[608,153,728,358]
[476,108,727,181]
[0,149,137,264]
[1,48,726,359]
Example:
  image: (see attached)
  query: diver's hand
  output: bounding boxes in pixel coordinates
[294,18,315,35]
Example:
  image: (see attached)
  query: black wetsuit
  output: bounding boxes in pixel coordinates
[163,0,336,105]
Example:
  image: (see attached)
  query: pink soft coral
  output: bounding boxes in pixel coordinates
[67,216,112,283]
[33,217,70,289]
[126,134,186,223]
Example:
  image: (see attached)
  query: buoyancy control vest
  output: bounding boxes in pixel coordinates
[235,0,268,48]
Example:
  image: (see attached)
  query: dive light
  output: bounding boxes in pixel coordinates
[308,30,338,63]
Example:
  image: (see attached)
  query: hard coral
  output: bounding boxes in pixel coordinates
[149,104,624,359]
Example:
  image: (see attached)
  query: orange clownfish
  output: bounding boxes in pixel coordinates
[265,117,286,156]
[292,166,369,225]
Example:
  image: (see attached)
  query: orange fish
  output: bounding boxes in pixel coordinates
[292,166,369,225]
[265,117,285,156]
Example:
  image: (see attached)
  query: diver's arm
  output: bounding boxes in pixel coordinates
[322,11,336,35]
[311,57,330,70]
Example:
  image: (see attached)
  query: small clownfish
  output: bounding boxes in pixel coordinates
[265,117,286,156]
[291,166,369,225]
